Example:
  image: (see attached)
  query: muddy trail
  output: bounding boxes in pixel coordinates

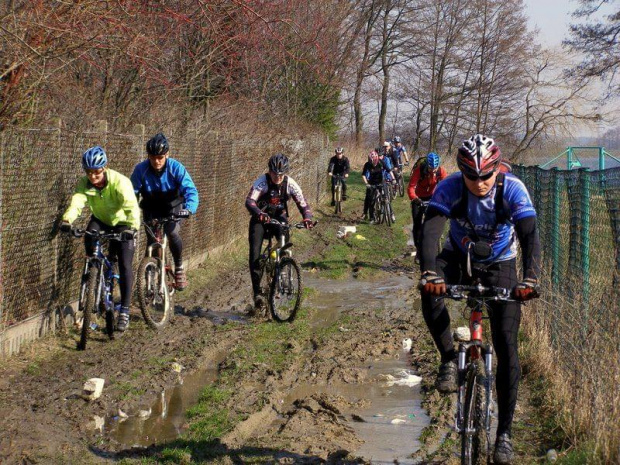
[0,190,551,464]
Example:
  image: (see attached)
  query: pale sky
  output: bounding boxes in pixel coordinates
[524,0,615,47]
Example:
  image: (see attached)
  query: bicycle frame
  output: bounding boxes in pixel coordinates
[82,241,117,317]
[143,218,175,295]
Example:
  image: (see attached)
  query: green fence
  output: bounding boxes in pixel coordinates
[513,165,620,459]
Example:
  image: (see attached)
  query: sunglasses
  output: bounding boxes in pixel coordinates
[85,168,105,176]
[463,171,495,182]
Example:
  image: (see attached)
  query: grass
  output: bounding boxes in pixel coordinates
[300,170,412,279]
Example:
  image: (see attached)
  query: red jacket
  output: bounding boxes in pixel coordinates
[407,165,448,200]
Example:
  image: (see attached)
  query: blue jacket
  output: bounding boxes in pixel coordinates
[131,158,199,215]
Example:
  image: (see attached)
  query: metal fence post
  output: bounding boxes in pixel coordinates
[551,168,561,290]
[0,129,4,331]
[579,168,591,319]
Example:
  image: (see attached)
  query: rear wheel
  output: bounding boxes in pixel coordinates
[334,181,342,215]
[78,263,99,350]
[384,198,393,226]
[137,257,171,329]
[269,257,302,322]
[398,174,405,197]
[372,190,382,223]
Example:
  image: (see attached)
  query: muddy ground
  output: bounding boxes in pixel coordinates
[0,198,553,464]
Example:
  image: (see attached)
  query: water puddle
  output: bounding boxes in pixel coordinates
[298,274,430,463]
[303,274,413,328]
[104,359,222,447]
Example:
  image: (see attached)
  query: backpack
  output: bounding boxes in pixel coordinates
[412,156,428,176]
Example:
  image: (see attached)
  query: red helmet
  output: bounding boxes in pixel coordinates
[457,134,502,179]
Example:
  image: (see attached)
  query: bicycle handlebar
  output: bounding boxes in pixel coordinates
[68,228,134,241]
[444,284,513,301]
[267,219,318,229]
[144,215,183,226]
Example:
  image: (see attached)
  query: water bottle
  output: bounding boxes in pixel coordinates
[90,322,99,331]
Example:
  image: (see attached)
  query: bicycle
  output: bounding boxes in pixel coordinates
[370,181,394,226]
[256,219,314,322]
[66,228,131,350]
[394,163,406,197]
[443,283,513,465]
[136,215,182,329]
[332,174,345,215]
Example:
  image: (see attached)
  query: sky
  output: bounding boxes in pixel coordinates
[524,0,616,47]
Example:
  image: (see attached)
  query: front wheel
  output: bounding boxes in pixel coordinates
[398,175,405,197]
[78,263,100,350]
[137,257,172,329]
[384,198,393,226]
[269,257,302,322]
[334,182,342,215]
[460,363,489,465]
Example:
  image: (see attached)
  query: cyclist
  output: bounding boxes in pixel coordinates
[418,134,541,465]
[327,147,350,206]
[130,133,199,291]
[362,150,387,223]
[391,136,410,166]
[378,147,396,222]
[246,154,314,311]
[59,146,140,332]
[407,152,447,256]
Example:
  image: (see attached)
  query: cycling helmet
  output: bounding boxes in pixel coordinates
[393,136,402,144]
[268,153,289,174]
[146,133,169,156]
[383,140,391,148]
[457,134,502,178]
[335,147,344,155]
[82,146,107,170]
[427,152,440,169]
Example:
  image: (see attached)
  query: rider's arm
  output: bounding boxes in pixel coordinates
[129,163,143,198]
[514,216,541,281]
[245,176,266,218]
[344,158,350,176]
[327,160,334,175]
[62,177,89,224]
[287,177,312,220]
[118,175,141,230]
[403,148,409,163]
[172,161,199,214]
[407,167,421,200]
[419,207,447,272]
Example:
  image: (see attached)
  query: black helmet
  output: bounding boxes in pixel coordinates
[268,153,290,174]
[146,133,169,156]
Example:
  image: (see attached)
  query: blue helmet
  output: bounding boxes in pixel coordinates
[82,146,107,170]
[427,152,440,169]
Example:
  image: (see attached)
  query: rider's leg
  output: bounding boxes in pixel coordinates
[248,219,266,301]
[412,202,425,251]
[110,225,135,332]
[84,217,104,256]
[421,249,465,392]
[487,260,521,439]
[330,177,336,205]
[363,186,373,219]
[165,221,187,290]
[342,179,347,200]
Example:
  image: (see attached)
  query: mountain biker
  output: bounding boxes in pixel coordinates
[328,147,350,206]
[362,150,387,223]
[59,146,140,332]
[130,133,199,291]
[246,154,314,311]
[418,134,541,465]
[407,152,447,256]
[391,136,410,167]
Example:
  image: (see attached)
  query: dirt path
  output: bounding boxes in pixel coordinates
[0,188,551,464]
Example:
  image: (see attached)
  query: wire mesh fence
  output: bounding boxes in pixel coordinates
[514,165,620,460]
[0,123,329,332]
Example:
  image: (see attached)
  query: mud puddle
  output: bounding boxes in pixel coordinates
[298,274,429,463]
[104,358,223,447]
[303,273,413,328]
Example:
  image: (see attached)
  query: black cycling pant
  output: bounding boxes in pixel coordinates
[421,248,521,437]
[85,217,135,308]
[411,198,430,251]
[331,177,347,201]
[363,184,381,217]
[248,217,289,298]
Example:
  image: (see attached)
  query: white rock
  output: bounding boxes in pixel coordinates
[83,378,105,400]
[92,415,105,432]
[454,326,471,342]
[138,408,152,419]
[171,362,184,373]
[402,338,412,351]
[390,418,406,424]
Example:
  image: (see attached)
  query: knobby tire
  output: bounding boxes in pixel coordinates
[269,257,302,322]
[335,182,342,215]
[78,263,99,350]
[137,257,172,329]
[398,175,405,197]
[384,197,392,226]
[461,363,489,465]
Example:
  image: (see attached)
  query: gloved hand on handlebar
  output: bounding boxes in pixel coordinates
[121,229,137,241]
[411,198,422,207]
[258,212,270,223]
[177,209,191,218]
[303,218,315,229]
[59,221,72,233]
[512,278,539,301]
[419,271,446,296]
